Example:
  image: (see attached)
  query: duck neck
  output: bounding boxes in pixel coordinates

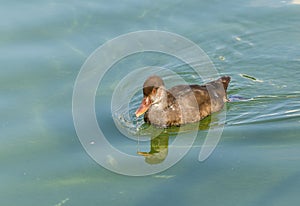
[152,87,168,110]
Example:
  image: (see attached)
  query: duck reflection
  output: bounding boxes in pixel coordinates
[137,115,213,164]
[138,132,169,164]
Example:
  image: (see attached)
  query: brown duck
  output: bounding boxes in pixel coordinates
[135,75,231,127]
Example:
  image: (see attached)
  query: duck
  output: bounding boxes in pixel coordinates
[135,75,231,127]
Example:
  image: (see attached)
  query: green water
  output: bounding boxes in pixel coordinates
[1,0,300,206]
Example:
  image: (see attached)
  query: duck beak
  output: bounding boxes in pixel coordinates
[135,96,151,117]
[137,151,152,156]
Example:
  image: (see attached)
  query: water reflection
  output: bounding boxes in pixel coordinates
[137,116,212,164]
[138,132,169,164]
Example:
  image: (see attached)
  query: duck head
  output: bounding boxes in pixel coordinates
[135,75,166,117]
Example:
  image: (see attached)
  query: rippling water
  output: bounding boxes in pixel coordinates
[1,0,300,206]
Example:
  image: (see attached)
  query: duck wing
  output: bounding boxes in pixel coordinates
[168,76,230,99]
[168,76,230,115]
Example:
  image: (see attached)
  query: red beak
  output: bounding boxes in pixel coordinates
[135,96,151,117]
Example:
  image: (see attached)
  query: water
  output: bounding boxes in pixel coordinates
[1,0,300,205]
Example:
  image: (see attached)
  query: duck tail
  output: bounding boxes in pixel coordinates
[220,76,231,90]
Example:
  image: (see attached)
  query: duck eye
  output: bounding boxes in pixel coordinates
[152,88,157,95]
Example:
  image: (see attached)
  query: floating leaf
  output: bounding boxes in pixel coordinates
[240,74,263,82]
[218,56,226,61]
[235,36,241,41]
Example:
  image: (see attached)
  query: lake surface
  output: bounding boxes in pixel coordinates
[1,0,300,206]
